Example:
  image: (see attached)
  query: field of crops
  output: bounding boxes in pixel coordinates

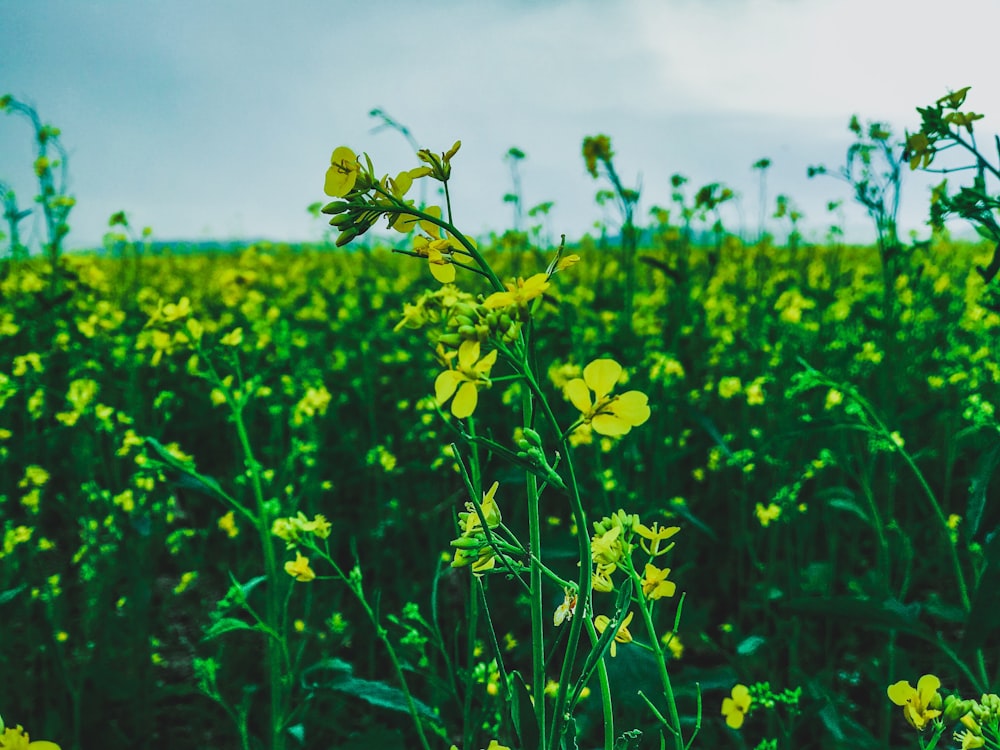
[3,91,1000,750]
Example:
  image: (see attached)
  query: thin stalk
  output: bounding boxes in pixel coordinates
[522,382,547,748]
[232,405,286,750]
[628,566,684,750]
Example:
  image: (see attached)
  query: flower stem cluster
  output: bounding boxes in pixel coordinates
[449,481,506,574]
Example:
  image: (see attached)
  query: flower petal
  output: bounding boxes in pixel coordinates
[475,348,498,376]
[451,381,479,418]
[564,378,593,414]
[916,674,941,704]
[592,413,631,436]
[887,680,916,706]
[428,250,456,283]
[457,340,481,370]
[435,370,462,406]
[583,359,622,400]
[613,390,651,426]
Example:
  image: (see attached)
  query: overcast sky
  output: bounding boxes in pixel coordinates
[3,0,998,251]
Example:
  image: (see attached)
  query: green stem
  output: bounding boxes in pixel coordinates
[627,565,684,750]
[522,382,547,749]
[311,545,435,750]
[232,405,286,750]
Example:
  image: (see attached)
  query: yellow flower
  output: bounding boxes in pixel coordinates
[285,552,316,582]
[220,328,244,347]
[641,563,676,600]
[662,631,683,659]
[718,376,742,399]
[218,511,239,538]
[593,611,633,657]
[634,521,679,556]
[324,146,361,197]
[955,729,985,749]
[592,563,616,592]
[459,481,502,534]
[582,134,614,177]
[887,674,942,731]
[591,523,624,566]
[721,684,752,729]
[755,502,781,528]
[905,132,935,170]
[483,273,550,309]
[0,723,61,749]
[434,340,498,419]
[937,86,971,109]
[564,359,650,437]
[413,234,458,284]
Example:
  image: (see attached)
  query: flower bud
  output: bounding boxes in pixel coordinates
[321,201,350,215]
[522,428,543,448]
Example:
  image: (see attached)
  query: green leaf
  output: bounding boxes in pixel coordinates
[777,596,933,638]
[0,585,25,605]
[736,635,767,655]
[301,658,441,723]
[967,441,1000,538]
[202,617,257,641]
[962,530,1000,653]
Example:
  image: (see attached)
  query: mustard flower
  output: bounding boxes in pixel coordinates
[483,273,550,310]
[459,481,502,534]
[591,524,624,566]
[593,611,633,657]
[434,340,497,419]
[284,552,316,582]
[393,203,440,235]
[955,727,985,749]
[721,684,752,729]
[218,511,239,538]
[413,235,458,284]
[635,521,679,556]
[755,502,781,528]
[324,146,361,197]
[592,563,616,592]
[0,724,61,749]
[641,563,676,600]
[887,674,942,731]
[564,359,650,437]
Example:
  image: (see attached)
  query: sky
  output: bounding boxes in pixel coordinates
[2,0,999,252]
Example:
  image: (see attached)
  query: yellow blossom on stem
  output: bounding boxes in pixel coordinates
[755,502,781,528]
[324,146,361,197]
[284,552,316,582]
[434,340,498,419]
[412,233,459,284]
[564,359,650,437]
[722,684,752,729]
[0,723,61,749]
[593,611,633,657]
[641,562,676,599]
[887,674,942,730]
[483,272,550,310]
[635,521,680,556]
[394,204,441,236]
[591,524,624,566]
[459,481,502,534]
[955,728,985,749]
[592,562,616,592]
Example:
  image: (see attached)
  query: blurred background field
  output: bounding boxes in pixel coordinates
[2,227,999,748]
